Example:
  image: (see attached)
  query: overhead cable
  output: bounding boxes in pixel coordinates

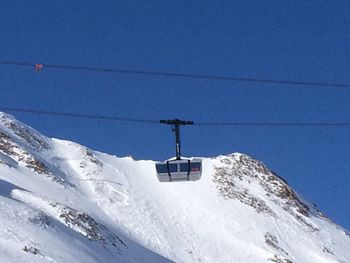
[0,107,159,124]
[194,121,350,127]
[1,107,349,127]
[0,60,350,88]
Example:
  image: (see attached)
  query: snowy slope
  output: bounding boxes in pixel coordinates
[0,112,349,263]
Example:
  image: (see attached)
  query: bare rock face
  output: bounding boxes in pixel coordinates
[51,201,128,252]
[12,189,129,258]
[0,114,64,183]
[213,154,322,232]
[0,113,50,151]
[214,154,308,214]
[268,254,293,263]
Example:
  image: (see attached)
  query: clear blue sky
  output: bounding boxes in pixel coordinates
[0,1,349,230]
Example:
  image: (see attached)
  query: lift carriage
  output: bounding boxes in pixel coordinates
[155,119,202,182]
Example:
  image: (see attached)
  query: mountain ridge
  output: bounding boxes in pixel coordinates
[0,112,349,263]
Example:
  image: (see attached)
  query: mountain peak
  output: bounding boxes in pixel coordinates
[0,112,50,151]
[0,113,349,262]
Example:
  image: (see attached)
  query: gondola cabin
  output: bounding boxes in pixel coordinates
[156,158,202,182]
[156,119,202,183]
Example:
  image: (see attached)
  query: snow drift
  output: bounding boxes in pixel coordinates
[0,112,349,263]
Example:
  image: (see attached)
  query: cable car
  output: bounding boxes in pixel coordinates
[155,119,202,182]
[156,158,202,182]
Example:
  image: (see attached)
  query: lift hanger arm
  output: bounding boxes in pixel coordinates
[159,119,194,160]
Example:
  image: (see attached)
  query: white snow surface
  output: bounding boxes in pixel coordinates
[0,112,349,263]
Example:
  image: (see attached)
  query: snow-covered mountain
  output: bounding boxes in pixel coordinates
[0,112,349,263]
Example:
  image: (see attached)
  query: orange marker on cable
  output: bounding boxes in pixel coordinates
[35,64,43,72]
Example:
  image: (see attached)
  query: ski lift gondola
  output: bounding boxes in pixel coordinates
[155,119,202,182]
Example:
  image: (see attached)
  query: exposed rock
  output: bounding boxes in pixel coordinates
[1,115,49,151]
[344,230,350,239]
[268,254,293,263]
[28,212,51,228]
[294,214,319,232]
[237,155,310,217]
[213,154,320,232]
[213,164,276,217]
[264,232,289,256]
[322,246,335,255]
[0,131,63,184]
[85,149,102,166]
[23,246,42,256]
[49,201,127,252]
